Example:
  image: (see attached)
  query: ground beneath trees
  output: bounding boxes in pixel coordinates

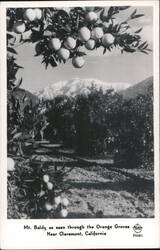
[64,166,154,218]
[8,147,154,219]
[32,151,154,218]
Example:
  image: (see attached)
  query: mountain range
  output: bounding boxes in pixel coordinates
[11,76,153,107]
[35,77,153,100]
[35,78,131,100]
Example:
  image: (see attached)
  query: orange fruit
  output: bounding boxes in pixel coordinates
[103,20,112,29]
[85,39,96,50]
[60,208,68,217]
[44,202,52,211]
[7,17,11,30]
[47,182,53,190]
[92,27,104,40]
[54,196,61,205]
[49,38,61,51]
[43,174,49,183]
[34,8,42,20]
[78,27,91,42]
[39,190,45,197]
[72,56,85,68]
[58,48,70,60]
[13,21,26,34]
[102,33,115,47]
[86,11,98,23]
[61,197,69,207]
[64,37,76,50]
[23,8,36,22]
[7,157,15,171]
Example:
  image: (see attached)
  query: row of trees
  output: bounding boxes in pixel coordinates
[8,83,153,169]
[40,85,153,168]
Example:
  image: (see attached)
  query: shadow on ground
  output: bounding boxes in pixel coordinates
[65,178,154,194]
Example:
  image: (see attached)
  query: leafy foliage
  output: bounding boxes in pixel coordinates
[7,7,151,69]
[43,84,153,169]
[8,157,70,218]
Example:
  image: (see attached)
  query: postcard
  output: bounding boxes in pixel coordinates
[0,0,159,249]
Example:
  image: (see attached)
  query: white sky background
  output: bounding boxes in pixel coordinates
[15,6,153,92]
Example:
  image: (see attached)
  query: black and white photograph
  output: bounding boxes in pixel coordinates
[0,0,159,249]
[6,4,155,221]
[6,3,154,219]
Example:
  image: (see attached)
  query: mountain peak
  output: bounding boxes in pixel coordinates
[35,78,130,100]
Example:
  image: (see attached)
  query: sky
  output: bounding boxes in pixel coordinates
[15,6,153,92]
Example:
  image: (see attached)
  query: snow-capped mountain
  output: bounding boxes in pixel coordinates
[35,78,130,100]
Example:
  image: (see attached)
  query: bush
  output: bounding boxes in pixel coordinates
[43,85,153,169]
[113,85,153,168]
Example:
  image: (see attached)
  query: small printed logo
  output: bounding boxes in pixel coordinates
[133,223,143,233]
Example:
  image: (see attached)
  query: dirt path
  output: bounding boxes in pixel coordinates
[63,166,154,218]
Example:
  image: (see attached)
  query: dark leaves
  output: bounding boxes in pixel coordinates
[137,41,152,54]
[7,47,17,54]
[103,47,107,54]
[76,51,87,57]
[57,9,70,18]
[108,7,116,18]
[76,13,80,29]
[135,27,143,33]
[107,6,130,19]
[100,9,106,22]
[130,9,144,20]
[15,63,23,69]
[118,6,130,10]
[50,55,58,67]
[124,47,136,53]
[34,42,44,56]
[138,41,148,49]
[141,50,148,54]
[131,14,144,20]
[7,33,15,40]
[131,9,137,18]
[30,30,44,43]
[41,54,59,69]
[46,24,57,34]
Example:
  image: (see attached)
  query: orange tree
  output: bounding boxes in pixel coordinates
[7,6,151,218]
[7,6,150,70]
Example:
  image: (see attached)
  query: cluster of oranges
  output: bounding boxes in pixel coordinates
[7,157,69,218]
[7,157,15,171]
[42,174,69,217]
[13,8,42,33]
[11,8,115,69]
